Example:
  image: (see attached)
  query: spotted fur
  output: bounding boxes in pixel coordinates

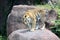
[23,9,46,31]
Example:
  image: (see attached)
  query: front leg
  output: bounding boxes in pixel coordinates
[30,19,36,31]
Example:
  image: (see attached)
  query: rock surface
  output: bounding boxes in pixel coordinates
[8,29,60,40]
[7,5,36,36]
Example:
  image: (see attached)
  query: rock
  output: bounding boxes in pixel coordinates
[8,29,60,40]
[7,5,36,36]
[7,5,58,36]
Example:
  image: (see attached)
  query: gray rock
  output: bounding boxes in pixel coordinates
[8,29,60,40]
[7,5,36,36]
[7,5,58,36]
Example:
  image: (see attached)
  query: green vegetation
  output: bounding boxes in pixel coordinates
[0,36,2,40]
[0,35,7,40]
[36,4,60,38]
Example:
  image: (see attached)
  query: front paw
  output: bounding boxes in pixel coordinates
[30,29,35,32]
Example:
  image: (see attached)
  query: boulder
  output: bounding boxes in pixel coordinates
[7,5,58,36]
[8,29,60,40]
[7,5,36,36]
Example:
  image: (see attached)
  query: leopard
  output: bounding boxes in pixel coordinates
[23,9,47,31]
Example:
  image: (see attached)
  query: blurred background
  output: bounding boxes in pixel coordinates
[0,0,60,40]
